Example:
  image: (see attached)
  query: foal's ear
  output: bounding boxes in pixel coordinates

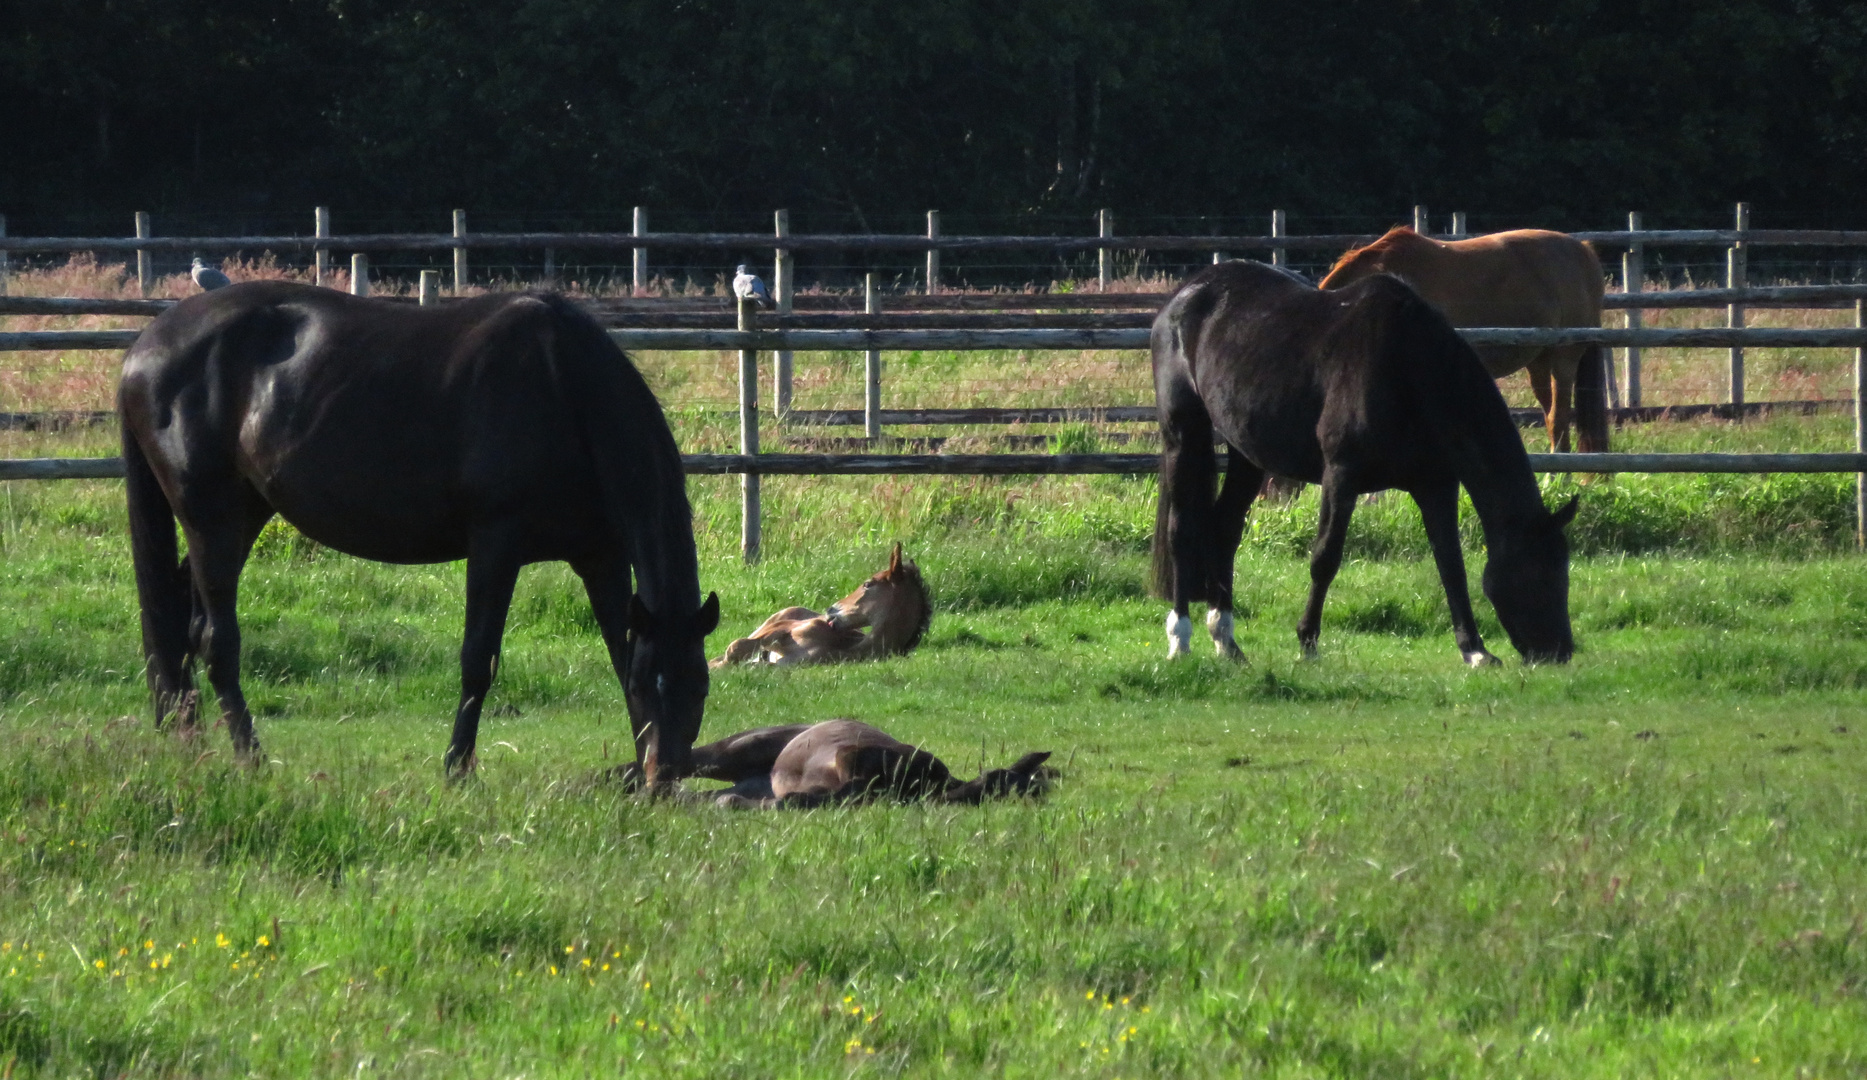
[696,592,721,635]
[629,594,654,637]
[888,542,903,574]
[1551,494,1579,529]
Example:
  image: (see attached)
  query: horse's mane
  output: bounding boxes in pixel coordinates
[1323,226,1420,279]
[886,555,933,654]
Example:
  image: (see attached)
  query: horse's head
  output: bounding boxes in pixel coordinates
[1481,495,1578,663]
[624,591,721,782]
[1317,227,1418,290]
[824,543,931,652]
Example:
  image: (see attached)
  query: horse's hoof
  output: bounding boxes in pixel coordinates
[1464,650,1501,668]
[1217,642,1248,663]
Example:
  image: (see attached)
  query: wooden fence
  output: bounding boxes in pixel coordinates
[3,203,1865,551]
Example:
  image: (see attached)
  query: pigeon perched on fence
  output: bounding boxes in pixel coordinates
[190,258,231,292]
[732,264,774,309]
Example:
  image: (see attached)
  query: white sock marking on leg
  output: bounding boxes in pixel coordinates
[1207,609,1235,654]
[1166,610,1192,658]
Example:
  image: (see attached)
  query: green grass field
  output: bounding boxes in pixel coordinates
[3,405,1866,1076]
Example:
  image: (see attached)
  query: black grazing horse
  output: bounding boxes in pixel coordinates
[118,282,719,779]
[1151,261,1575,667]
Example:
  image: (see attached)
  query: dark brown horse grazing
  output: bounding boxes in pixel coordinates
[1152,261,1576,667]
[1318,228,1609,453]
[686,720,1050,808]
[118,282,719,779]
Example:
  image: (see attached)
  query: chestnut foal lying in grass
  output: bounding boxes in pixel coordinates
[713,544,930,666]
[686,720,1051,809]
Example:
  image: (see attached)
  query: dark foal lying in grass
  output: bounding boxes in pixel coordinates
[686,720,1051,809]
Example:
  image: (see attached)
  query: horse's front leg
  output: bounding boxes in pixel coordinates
[1413,482,1499,667]
[449,533,523,777]
[1526,357,1570,453]
[1205,446,1264,661]
[1296,471,1359,660]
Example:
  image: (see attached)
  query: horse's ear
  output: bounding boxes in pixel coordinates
[697,592,720,635]
[629,594,654,637]
[888,542,903,574]
[1551,494,1579,529]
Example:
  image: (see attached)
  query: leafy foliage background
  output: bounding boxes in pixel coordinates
[4,0,1866,225]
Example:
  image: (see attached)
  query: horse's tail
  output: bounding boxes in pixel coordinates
[1573,344,1610,452]
[122,423,194,724]
[1150,448,1175,599]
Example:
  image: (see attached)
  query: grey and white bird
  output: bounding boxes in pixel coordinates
[732,264,773,309]
[190,257,231,291]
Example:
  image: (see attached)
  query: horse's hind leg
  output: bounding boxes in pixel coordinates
[179,486,274,761]
[1413,481,1499,667]
[1296,470,1359,660]
[1159,408,1217,658]
[1205,446,1263,660]
[447,533,523,777]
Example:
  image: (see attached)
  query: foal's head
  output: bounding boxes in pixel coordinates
[1481,496,1578,664]
[825,543,932,653]
[624,591,721,781]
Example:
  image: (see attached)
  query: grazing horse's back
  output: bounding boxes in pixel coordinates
[119,282,718,778]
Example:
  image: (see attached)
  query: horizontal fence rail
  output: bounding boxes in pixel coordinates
[10,326,1867,353]
[10,285,1867,322]
[13,229,1867,257]
[8,452,1867,483]
[4,401,1849,434]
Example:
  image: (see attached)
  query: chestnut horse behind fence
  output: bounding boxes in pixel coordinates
[1318,228,1608,453]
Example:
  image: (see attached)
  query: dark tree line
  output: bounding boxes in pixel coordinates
[4,0,1865,229]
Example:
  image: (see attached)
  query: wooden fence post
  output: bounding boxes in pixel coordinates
[738,296,761,562]
[418,269,439,306]
[314,207,330,287]
[350,254,369,297]
[865,273,882,440]
[1623,212,1644,407]
[1097,209,1112,292]
[1413,205,1428,235]
[1728,202,1748,407]
[1856,298,1865,548]
[452,210,468,295]
[1451,212,1467,237]
[135,212,151,297]
[926,210,940,294]
[632,207,648,296]
[1271,209,1286,267]
[0,213,8,297]
[773,209,793,416]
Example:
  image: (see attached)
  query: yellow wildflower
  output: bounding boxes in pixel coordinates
[256,935,270,948]
[549,965,558,976]
[215,934,230,949]
[93,959,105,970]
[145,940,155,951]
